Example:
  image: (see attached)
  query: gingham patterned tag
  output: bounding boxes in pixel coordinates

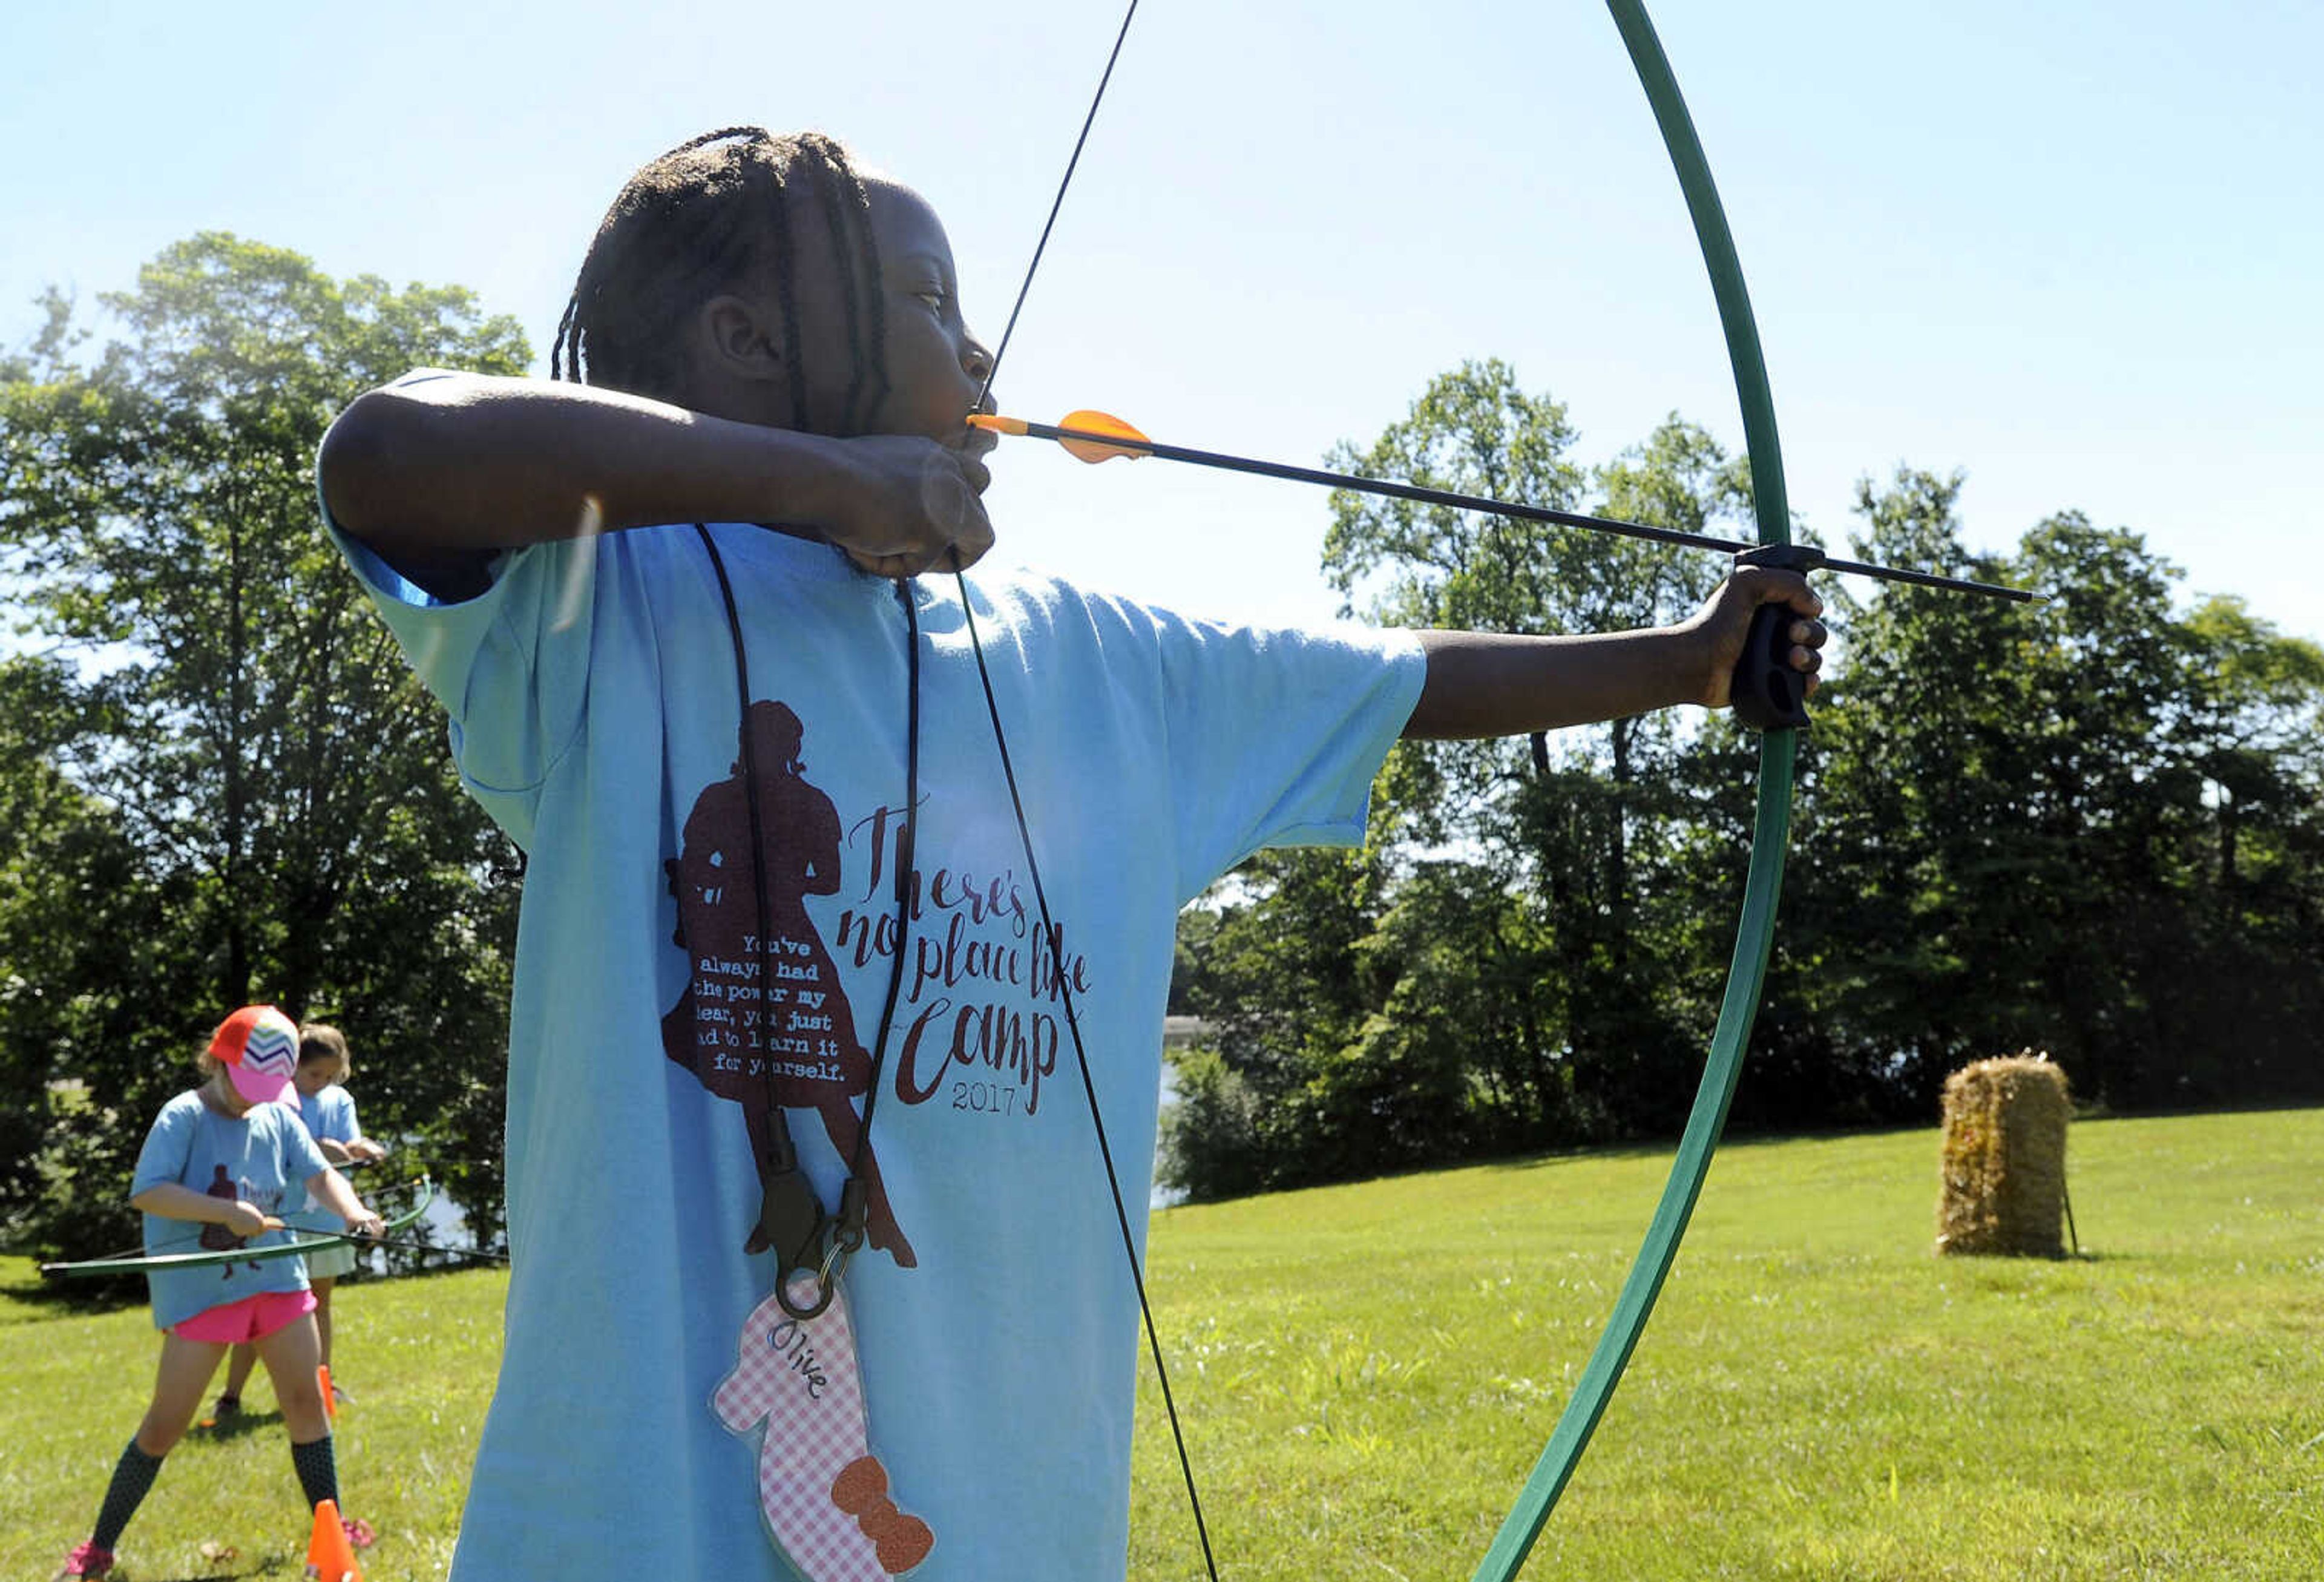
[714,1276,934,1580]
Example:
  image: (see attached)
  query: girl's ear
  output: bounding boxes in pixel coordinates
[697,293,787,383]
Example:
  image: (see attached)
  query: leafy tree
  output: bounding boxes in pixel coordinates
[2154,596,2324,1101]
[1789,477,2324,1113]
[1757,468,2033,1116]
[1325,363,1753,1135]
[2181,596,2324,891]
[0,235,530,1258]
[1164,847,1390,1195]
[0,655,194,1265]
[1169,366,1768,1195]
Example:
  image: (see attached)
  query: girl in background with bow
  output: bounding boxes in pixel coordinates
[211,1021,390,1423]
[51,1006,385,1580]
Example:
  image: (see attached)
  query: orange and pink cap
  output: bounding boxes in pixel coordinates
[209,1005,300,1107]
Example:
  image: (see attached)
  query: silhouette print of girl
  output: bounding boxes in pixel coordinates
[663,700,914,1267]
[199,1164,264,1275]
[198,1165,242,1253]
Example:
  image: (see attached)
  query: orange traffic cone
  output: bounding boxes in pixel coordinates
[319,1364,336,1421]
[305,1497,364,1582]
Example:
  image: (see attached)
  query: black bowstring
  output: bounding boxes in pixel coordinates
[971,0,1143,417]
[951,580,1221,1580]
[953,1,1222,1573]
[340,1232,509,1265]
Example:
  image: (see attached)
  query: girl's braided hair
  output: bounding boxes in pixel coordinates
[550,128,891,435]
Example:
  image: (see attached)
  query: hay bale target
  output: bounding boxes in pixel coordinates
[1935,1051,2072,1258]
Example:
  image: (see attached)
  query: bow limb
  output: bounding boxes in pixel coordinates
[1469,4,1798,1577]
[39,1175,438,1280]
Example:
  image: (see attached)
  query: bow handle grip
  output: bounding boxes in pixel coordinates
[1728,544,1825,732]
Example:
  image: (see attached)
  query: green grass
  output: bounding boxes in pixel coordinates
[7,1110,2322,1578]
[0,1263,504,1580]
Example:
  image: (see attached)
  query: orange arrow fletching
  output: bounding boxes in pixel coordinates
[1055,409,1150,464]
[967,409,1154,464]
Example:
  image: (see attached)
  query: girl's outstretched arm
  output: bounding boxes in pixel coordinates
[1403,566,1824,738]
[319,371,995,596]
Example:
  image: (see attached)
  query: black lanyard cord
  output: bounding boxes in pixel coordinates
[842,580,921,1237]
[692,525,921,1313]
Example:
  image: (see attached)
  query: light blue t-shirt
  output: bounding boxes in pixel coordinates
[329,488,1424,1580]
[284,1085,362,1228]
[132,1091,330,1330]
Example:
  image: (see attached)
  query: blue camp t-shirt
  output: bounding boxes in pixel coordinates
[283,1084,362,1229]
[326,423,1425,1581]
[132,1090,330,1330]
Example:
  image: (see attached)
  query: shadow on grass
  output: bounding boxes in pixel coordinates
[200,1405,287,1443]
[1945,1246,2136,1267]
[0,1267,152,1318]
[1483,1141,1674,1172]
[1477,1120,1953,1178]
[1158,1128,1929,1207]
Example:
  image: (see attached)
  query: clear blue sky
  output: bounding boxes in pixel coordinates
[5,0,2316,640]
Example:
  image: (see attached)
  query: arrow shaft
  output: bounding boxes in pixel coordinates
[1021,418,2034,605]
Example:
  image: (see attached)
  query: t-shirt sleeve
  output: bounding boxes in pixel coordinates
[1147,605,1426,899]
[317,369,599,850]
[130,1100,196,1196]
[304,1087,357,1145]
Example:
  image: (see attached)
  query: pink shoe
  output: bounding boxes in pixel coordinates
[343,1515,378,1550]
[53,1540,114,1578]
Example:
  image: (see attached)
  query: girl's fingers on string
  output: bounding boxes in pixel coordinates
[917,454,993,571]
[824,440,993,577]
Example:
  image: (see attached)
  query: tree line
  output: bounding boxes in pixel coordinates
[2,242,2314,1255]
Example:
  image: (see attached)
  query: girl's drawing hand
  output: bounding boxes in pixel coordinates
[821,434,996,579]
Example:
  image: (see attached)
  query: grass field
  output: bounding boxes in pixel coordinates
[5,1108,2319,1579]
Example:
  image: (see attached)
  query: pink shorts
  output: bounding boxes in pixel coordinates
[172,1288,317,1345]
